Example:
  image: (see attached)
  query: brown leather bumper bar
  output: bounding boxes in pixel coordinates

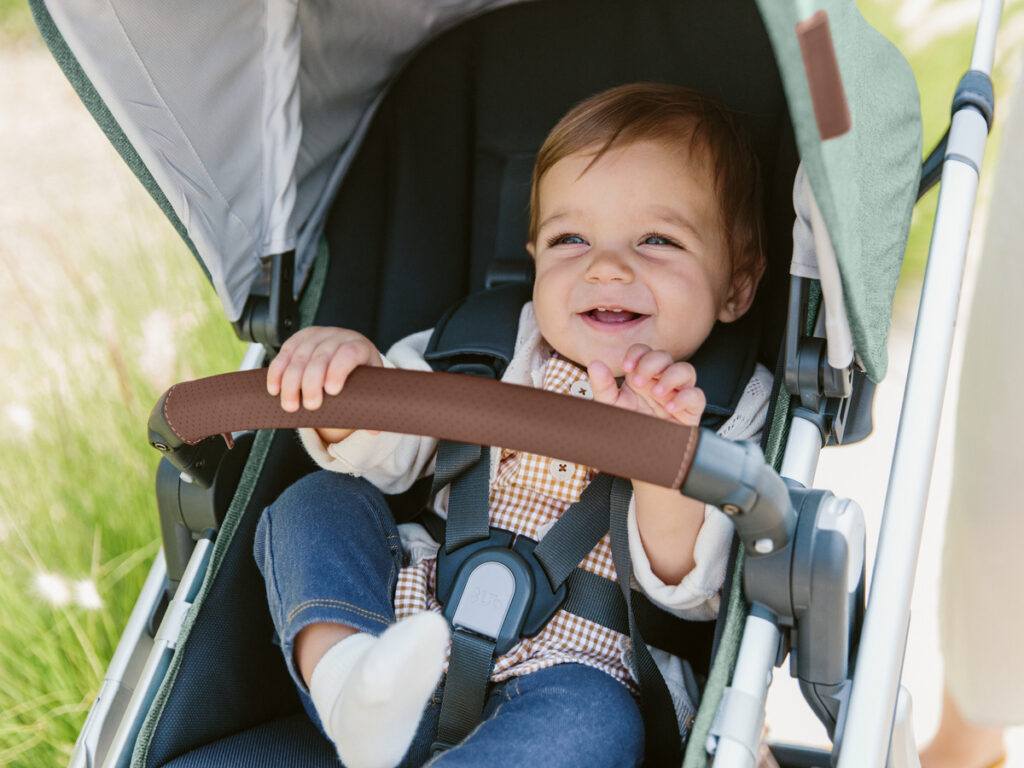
[150,367,700,490]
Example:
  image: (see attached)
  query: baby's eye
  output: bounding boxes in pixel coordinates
[641,233,681,247]
[548,233,587,247]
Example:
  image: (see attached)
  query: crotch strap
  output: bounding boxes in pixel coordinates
[430,441,630,752]
[429,441,682,764]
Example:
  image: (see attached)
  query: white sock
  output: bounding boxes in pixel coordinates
[309,612,450,768]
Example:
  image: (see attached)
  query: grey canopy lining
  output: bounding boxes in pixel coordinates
[40,0,519,321]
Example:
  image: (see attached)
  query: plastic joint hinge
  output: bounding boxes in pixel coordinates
[952,70,995,132]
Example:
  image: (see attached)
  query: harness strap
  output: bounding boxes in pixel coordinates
[562,568,629,634]
[433,631,497,751]
[533,473,613,588]
[432,445,629,751]
[609,477,683,767]
[433,441,490,552]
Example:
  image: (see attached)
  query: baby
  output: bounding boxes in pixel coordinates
[256,83,770,768]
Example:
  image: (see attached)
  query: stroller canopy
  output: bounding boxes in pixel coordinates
[34,0,920,381]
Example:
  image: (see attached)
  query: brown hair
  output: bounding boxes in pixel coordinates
[529,83,765,280]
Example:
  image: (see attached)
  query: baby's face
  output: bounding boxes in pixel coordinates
[529,139,743,377]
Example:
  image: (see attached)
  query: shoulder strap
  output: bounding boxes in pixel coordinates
[423,282,533,378]
[691,309,761,430]
[608,477,685,767]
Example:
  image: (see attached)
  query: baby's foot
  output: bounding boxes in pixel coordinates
[312,612,450,768]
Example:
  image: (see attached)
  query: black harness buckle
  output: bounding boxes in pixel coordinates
[436,528,568,655]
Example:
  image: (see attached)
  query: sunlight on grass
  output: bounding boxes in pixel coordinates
[0,30,245,764]
[0,198,242,763]
[0,0,36,46]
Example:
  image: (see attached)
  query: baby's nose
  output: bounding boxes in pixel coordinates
[584,248,634,282]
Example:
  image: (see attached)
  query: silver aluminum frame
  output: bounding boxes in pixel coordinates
[709,4,1002,761]
[838,1,1002,764]
[69,553,166,768]
[103,538,215,768]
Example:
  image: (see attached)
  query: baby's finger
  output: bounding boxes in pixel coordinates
[268,327,331,396]
[267,339,300,396]
[323,342,374,396]
[666,387,706,427]
[621,344,652,374]
[630,349,673,389]
[651,362,697,398]
[300,339,340,411]
[278,337,324,412]
[267,349,285,395]
[587,360,619,405]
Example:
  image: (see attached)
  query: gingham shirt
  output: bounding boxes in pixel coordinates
[392,354,635,687]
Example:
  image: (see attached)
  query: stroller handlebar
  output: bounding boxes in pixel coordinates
[147,366,701,490]
[148,366,797,555]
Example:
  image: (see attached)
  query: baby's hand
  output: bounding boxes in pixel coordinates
[266,326,382,413]
[588,344,705,427]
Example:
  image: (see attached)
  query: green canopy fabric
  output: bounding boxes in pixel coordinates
[756,0,922,381]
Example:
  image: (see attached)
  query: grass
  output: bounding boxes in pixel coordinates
[0,220,245,765]
[1,1,1022,767]
[0,77,246,763]
[0,0,35,46]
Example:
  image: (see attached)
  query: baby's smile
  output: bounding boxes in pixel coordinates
[579,306,649,331]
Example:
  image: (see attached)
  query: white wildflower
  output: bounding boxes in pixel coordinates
[35,572,71,606]
[74,580,103,610]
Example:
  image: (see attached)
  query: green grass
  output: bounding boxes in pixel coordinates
[1,0,37,46]
[0,187,244,764]
[1,3,1021,767]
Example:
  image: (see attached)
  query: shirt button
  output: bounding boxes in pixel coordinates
[549,458,575,481]
[570,379,593,399]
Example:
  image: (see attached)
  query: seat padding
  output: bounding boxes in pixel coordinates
[160,713,335,768]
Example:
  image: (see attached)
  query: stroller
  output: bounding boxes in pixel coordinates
[32,0,1004,765]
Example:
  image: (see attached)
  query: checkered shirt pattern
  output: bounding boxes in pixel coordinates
[392,354,635,689]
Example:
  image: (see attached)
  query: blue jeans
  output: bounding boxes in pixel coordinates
[255,470,644,767]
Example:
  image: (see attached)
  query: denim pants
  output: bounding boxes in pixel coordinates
[254,470,645,767]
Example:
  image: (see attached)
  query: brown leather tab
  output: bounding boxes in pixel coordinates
[797,10,852,141]
[157,367,700,489]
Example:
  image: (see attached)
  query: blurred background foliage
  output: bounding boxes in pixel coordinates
[0,0,1021,765]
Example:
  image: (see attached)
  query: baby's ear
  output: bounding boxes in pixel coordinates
[718,254,766,323]
[526,241,536,259]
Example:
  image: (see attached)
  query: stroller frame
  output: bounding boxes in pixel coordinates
[719,5,1005,767]
[51,0,1006,766]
